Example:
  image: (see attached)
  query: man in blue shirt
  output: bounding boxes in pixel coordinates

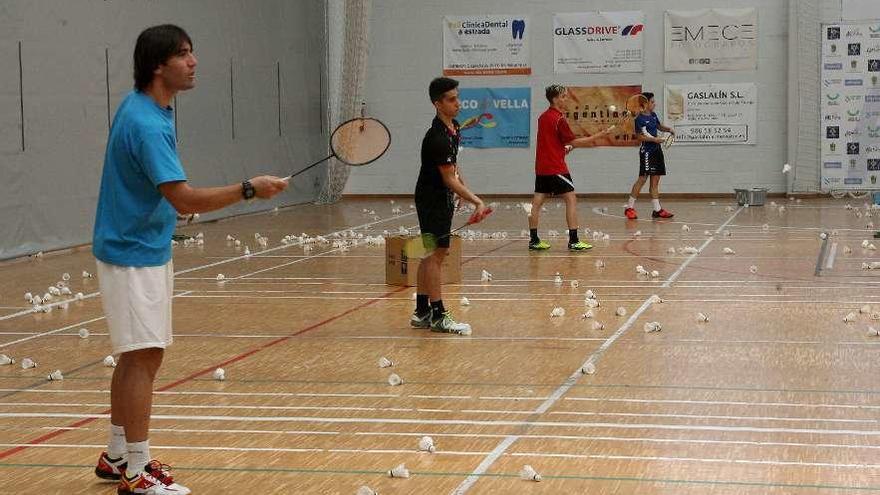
[92,25,287,494]
[624,92,675,220]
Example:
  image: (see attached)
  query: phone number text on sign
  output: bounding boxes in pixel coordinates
[676,124,749,143]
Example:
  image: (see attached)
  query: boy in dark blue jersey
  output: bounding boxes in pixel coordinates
[624,92,675,220]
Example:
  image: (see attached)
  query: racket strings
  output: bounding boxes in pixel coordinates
[331,118,391,166]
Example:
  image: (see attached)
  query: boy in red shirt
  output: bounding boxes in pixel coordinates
[529,85,610,251]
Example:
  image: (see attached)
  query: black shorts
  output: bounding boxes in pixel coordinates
[415,192,454,249]
[639,147,666,176]
[535,174,575,195]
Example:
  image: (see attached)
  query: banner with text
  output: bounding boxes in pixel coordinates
[563,86,642,147]
[553,11,644,73]
[443,15,531,76]
[664,8,758,71]
[458,87,531,148]
[819,22,880,191]
[664,83,757,145]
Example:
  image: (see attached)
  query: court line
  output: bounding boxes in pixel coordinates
[816,234,830,276]
[827,242,839,270]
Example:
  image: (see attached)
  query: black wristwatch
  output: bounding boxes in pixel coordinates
[241,180,256,200]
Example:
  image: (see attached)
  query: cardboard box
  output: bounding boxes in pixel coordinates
[385,235,461,287]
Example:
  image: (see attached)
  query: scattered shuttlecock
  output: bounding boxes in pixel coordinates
[844,246,853,254]
[520,464,542,482]
[710,201,717,206]
[723,247,736,255]
[60,287,71,295]
[521,203,533,215]
[782,163,791,174]
[585,298,599,308]
[681,225,690,232]
[863,240,871,248]
[591,321,605,331]
[594,259,605,268]
[213,368,226,381]
[635,265,648,276]
[20,358,36,369]
[481,270,493,282]
[554,273,563,285]
[749,265,758,274]
[388,373,403,386]
[585,290,596,299]
[762,224,769,231]
[844,312,857,323]
[244,247,251,256]
[860,305,872,314]
[418,436,436,453]
[356,486,378,495]
[667,247,676,254]
[644,322,662,333]
[682,247,699,254]
[820,232,828,240]
[697,312,710,322]
[615,307,627,317]
[581,310,594,319]
[609,104,617,112]
[0,354,15,365]
[234,239,242,247]
[704,230,711,236]
[78,328,89,339]
[75,292,84,300]
[570,280,579,289]
[82,270,92,278]
[102,355,117,367]
[389,463,410,478]
[216,274,226,281]
[24,292,33,302]
[378,357,394,368]
[61,272,70,281]
[551,307,566,317]
[870,244,878,251]
[633,230,642,237]
[460,296,470,306]
[868,327,880,337]
[650,270,660,278]
[581,362,596,375]
[47,369,63,381]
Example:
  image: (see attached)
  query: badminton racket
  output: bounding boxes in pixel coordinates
[661,132,675,150]
[283,117,391,181]
[404,207,494,259]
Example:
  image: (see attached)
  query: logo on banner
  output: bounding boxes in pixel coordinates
[848,109,862,122]
[826,93,841,105]
[824,161,843,169]
[845,94,864,103]
[845,178,864,184]
[449,18,523,38]
[845,78,864,86]
[869,126,880,138]
[824,113,842,122]
[869,59,880,72]
[848,142,861,155]
[827,126,840,139]
[847,28,864,39]
[845,129,862,137]
[670,23,756,45]
[554,24,644,38]
[868,158,880,170]
[849,43,862,56]
[824,63,843,70]
[824,78,842,87]
[828,27,841,40]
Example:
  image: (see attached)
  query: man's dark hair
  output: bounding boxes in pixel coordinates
[545,84,566,103]
[133,24,193,91]
[429,77,459,102]
[642,91,655,101]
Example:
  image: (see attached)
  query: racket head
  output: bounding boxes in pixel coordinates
[625,93,650,116]
[662,133,675,149]
[330,117,391,166]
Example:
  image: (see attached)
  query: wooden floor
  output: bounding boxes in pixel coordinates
[1,196,879,494]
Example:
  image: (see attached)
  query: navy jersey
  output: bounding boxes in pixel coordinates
[635,111,661,153]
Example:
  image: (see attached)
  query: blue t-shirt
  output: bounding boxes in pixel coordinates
[635,111,661,152]
[93,91,187,267]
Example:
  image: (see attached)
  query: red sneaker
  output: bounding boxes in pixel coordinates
[118,460,191,494]
[652,209,674,219]
[624,207,638,220]
[95,451,126,481]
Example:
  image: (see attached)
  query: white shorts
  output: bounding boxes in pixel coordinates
[96,259,174,355]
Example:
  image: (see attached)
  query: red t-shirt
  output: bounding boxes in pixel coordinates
[535,107,576,175]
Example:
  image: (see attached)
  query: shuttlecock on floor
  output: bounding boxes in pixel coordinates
[570,280,579,289]
[460,296,470,306]
[21,358,36,369]
[868,327,880,337]
[723,247,736,255]
[681,225,690,232]
[47,369,63,381]
[616,307,627,317]
[520,464,542,482]
[650,270,660,278]
[710,201,717,206]
[591,321,605,331]
[581,310,594,319]
[843,312,857,323]
[633,230,642,237]
[554,273,563,285]
[585,290,595,299]
[844,246,853,255]
[0,354,14,365]
[78,328,89,339]
[782,163,791,174]
[551,307,566,317]
[75,292,84,300]
[872,312,880,320]
[522,203,533,215]
[481,270,492,282]
[581,362,596,375]
[389,463,410,478]
[234,240,242,247]
[216,274,226,281]
[863,240,871,248]
[697,312,710,323]
[749,265,758,274]
[24,292,33,302]
[762,224,770,231]
[635,265,648,276]
[860,305,871,314]
[870,244,878,251]
[704,230,712,236]
[602,233,611,241]
[594,260,605,268]
[82,270,92,278]
[102,355,116,367]
[418,436,436,453]
[213,368,226,381]
[682,247,699,254]
[820,232,828,240]
[378,357,394,368]
[585,298,599,308]
[667,247,676,254]
[644,322,662,333]
[388,373,403,386]
[244,247,251,256]
[356,486,378,495]
[60,287,71,296]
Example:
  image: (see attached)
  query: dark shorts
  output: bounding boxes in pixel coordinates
[415,192,454,249]
[535,174,575,195]
[639,147,666,176]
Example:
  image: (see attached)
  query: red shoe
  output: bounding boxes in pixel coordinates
[652,209,674,219]
[95,451,127,481]
[624,207,638,220]
[118,460,191,494]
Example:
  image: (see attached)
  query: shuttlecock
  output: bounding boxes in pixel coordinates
[591,321,605,331]
[697,312,710,322]
[60,287,71,295]
[615,307,627,317]
[609,104,617,112]
[585,290,596,299]
[868,327,880,337]
[388,463,410,478]
[21,358,36,369]
[585,298,599,308]
[762,224,769,231]
[870,244,878,251]
[667,247,676,254]
[234,240,242,247]
[43,293,53,302]
[78,328,89,339]
[820,232,828,240]
[703,230,712,236]
[570,280,579,289]
[47,369,63,381]
[863,240,871,248]
[24,292,33,302]
[520,464,542,482]
[388,373,403,386]
[594,259,605,268]
[551,307,566,317]
[581,362,596,375]
[844,246,853,254]
[682,225,690,232]
[602,233,611,241]
[82,270,92,278]
[723,247,736,255]
[216,274,225,281]
[635,265,648,276]
[554,273,563,285]
[860,305,871,314]
[522,203,533,215]
[418,436,436,453]
[460,297,470,306]
[581,310,594,319]
[481,270,492,282]
[650,270,660,278]
[75,292,84,300]
[749,265,758,274]
[0,354,14,365]
[844,312,857,323]
[782,163,791,174]
[378,357,394,368]
[644,322,662,333]
[710,201,717,206]
[102,355,116,367]
[356,486,378,495]
[682,247,699,254]
[244,247,251,256]
[212,368,226,381]
[633,230,642,237]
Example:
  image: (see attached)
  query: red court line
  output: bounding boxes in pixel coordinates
[0,239,516,461]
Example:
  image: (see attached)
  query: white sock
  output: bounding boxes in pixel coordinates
[627,196,636,209]
[107,424,126,459]
[652,198,662,212]
[126,440,151,475]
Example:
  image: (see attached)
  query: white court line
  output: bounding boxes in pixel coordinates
[827,242,839,270]
[1,442,877,470]
[0,213,416,348]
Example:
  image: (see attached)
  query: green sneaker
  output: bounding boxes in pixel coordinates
[430,311,472,335]
[529,240,551,251]
[568,241,593,251]
[410,311,431,329]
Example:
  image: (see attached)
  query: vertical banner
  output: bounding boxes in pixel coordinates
[665,8,758,71]
[563,86,642,147]
[664,83,757,145]
[820,22,880,191]
[553,11,644,73]
[443,15,531,76]
[458,87,531,148]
